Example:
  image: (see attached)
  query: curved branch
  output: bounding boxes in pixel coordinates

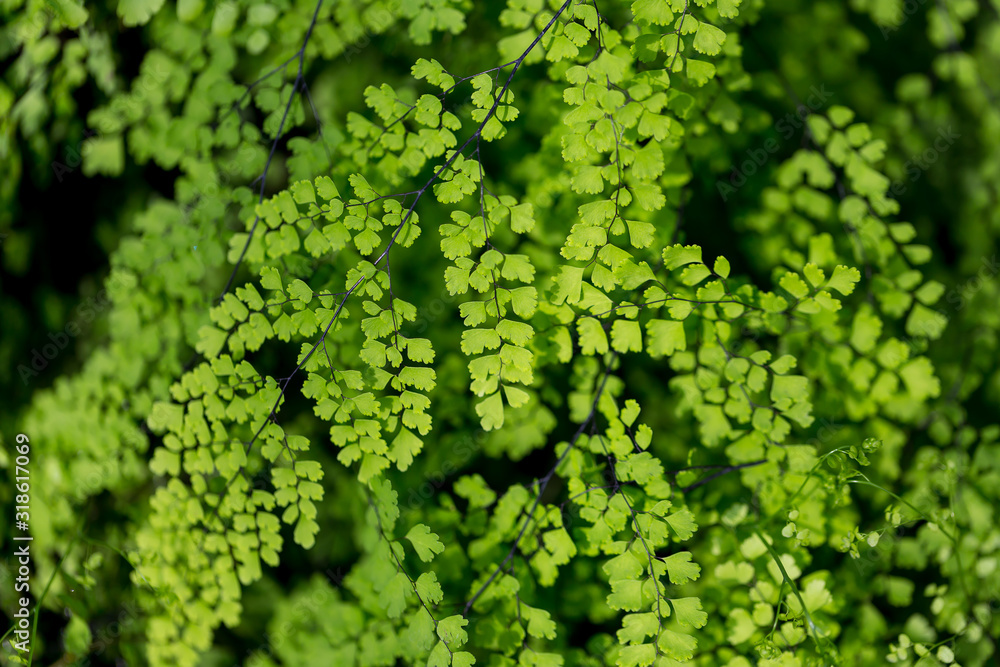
[219,0,325,300]
[463,352,615,617]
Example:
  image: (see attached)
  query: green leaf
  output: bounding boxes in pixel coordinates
[632,0,674,25]
[379,571,412,618]
[82,135,125,176]
[617,642,656,666]
[416,571,444,605]
[63,615,93,656]
[663,244,703,270]
[476,391,505,431]
[287,279,313,304]
[671,597,708,628]
[607,578,645,611]
[293,516,319,549]
[578,318,609,356]
[315,175,341,200]
[657,628,698,660]
[646,319,686,357]
[437,615,469,647]
[693,22,726,55]
[663,551,701,585]
[686,58,716,86]
[118,0,166,26]
[525,606,557,639]
[554,265,585,304]
[618,612,659,645]
[260,266,283,291]
[828,265,861,295]
[611,320,643,353]
[405,524,445,562]
[454,474,497,508]
[665,509,697,541]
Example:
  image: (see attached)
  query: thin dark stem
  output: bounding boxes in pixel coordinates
[463,352,615,617]
[219,0,325,301]
[201,0,577,539]
[681,459,767,493]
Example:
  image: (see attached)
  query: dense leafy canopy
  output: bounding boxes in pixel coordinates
[2,0,1000,665]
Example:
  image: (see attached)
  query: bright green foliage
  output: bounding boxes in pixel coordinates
[4,0,1000,666]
